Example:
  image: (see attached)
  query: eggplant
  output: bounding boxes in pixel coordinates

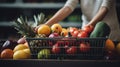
[0,40,5,51]
[0,40,18,52]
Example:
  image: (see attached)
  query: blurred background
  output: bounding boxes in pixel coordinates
[0,0,120,39]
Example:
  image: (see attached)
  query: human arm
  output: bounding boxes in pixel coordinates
[45,6,73,26]
[85,0,114,27]
[86,6,108,27]
[45,0,79,26]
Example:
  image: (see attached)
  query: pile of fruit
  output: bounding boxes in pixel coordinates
[0,12,120,60]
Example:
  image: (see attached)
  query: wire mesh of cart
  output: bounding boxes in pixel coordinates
[26,37,107,60]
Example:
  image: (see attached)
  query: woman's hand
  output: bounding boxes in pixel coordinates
[82,24,94,33]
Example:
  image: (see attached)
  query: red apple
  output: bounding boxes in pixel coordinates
[52,43,61,54]
[79,42,90,52]
[49,33,59,38]
[17,37,26,44]
[66,46,77,54]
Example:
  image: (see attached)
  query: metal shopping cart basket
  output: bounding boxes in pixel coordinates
[26,37,107,60]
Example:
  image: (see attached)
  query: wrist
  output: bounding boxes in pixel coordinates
[89,21,97,27]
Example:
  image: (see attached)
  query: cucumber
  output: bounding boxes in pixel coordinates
[90,22,110,37]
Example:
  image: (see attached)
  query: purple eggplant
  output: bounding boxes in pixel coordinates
[0,40,18,52]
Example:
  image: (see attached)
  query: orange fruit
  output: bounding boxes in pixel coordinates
[51,23,62,34]
[1,49,14,59]
[13,44,28,52]
[37,24,51,36]
[105,39,115,51]
[116,43,120,55]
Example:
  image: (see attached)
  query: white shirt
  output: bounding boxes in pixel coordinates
[64,0,120,41]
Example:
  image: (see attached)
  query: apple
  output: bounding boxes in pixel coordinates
[17,37,26,44]
[79,42,90,52]
[1,49,14,59]
[62,37,76,46]
[48,33,60,46]
[52,43,61,54]
[51,23,62,34]
[49,32,59,38]
[37,49,51,59]
[66,46,77,54]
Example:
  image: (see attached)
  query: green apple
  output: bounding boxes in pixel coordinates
[37,49,51,59]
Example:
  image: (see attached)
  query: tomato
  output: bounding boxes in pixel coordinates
[66,46,77,54]
[72,30,79,37]
[79,42,90,52]
[69,27,78,36]
[77,31,88,38]
[83,25,94,33]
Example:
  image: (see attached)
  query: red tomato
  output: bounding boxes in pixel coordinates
[77,31,88,38]
[83,25,94,33]
[72,30,79,37]
[69,27,78,36]
[66,46,77,54]
[79,42,90,52]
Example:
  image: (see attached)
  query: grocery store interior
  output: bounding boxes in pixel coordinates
[0,0,120,67]
[0,0,120,39]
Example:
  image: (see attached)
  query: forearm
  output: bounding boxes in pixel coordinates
[45,6,73,26]
[89,6,108,26]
